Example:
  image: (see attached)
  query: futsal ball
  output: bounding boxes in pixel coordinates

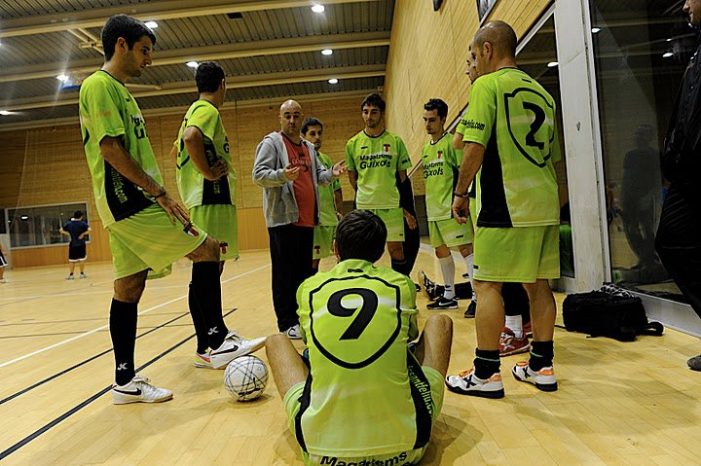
[224,355,268,401]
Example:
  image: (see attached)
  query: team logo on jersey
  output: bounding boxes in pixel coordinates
[437,150,443,159]
[504,88,555,168]
[383,143,391,153]
[308,276,402,369]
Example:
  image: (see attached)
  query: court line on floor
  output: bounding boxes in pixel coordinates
[0,332,197,460]
[0,263,270,369]
[0,322,197,340]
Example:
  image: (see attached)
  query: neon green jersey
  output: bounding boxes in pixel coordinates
[316,152,341,226]
[79,70,162,226]
[295,259,436,457]
[345,130,412,209]
[462,68,560,227]
[455,108,469,137]
[421,133,461,221]
[175,100,236,209]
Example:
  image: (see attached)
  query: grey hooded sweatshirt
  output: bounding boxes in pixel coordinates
[252,131,335,228]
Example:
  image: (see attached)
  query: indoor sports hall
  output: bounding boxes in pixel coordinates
[1,1,701,465]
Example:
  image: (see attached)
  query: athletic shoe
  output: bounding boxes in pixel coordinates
[512,361,558,392]
[523,321,533,338]
[499,328,531,356]
[688,354,701,371]
[285,324,302,340]
[80,273,87,279]
[415,283,421,293]
[418,270,433,297]
[112,375,173,405]
[66,274,74,280]
[445,368,504,398]
[209,332,266,369]
[0,279,5,284]
[427,297,458,310]
[464,300,476,318]
[193,352,213,369]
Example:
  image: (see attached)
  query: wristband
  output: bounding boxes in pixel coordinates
[154,188,167,199]
[453,191,468,199]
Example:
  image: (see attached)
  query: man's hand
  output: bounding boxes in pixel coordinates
[404,210,418,230]
[452,196,469,224]
[284,164,301,181]
[332,160,347,177]
[206,159,228,181]
[156,192,195,234]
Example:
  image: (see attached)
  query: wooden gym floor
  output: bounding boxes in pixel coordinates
[0,248,700,465]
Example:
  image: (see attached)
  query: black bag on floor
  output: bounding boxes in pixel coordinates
[562,291,664,342]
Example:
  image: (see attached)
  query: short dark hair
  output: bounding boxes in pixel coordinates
[424,98,448,119]
[195,61,225,93]
[73,210,83,219]
[335,210,387,263]
[102,14,157,61]
[301,117,323,135]
[360,93,386,112]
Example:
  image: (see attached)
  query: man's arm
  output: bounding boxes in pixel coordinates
[348,170,358,191]
[452,131,466,150]
[78,227,92,240]
[100,136,191,227]
[59,228,69,237]
[183,127,228,181]
[333,186,344,219]
[252,138,299,187]
[452,142,485,222]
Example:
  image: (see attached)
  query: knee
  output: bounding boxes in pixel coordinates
[459,244,473,256]
[426,313,453,334]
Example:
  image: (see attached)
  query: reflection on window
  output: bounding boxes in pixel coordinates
[8,203,89,248]
[589,1,690,300]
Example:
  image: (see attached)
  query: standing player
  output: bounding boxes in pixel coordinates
[446,21,560,398]
[266,210,453,465]
[0,242,7,283]
[421,99,473,310]
[60,210,91,279]
[80,15,250,404]
[346,93,416,276]
[301,117,343,273]
[175,61,265,369]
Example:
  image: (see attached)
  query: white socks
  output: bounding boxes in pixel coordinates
[438,256,456,299]
[465,253,476,301]
[505,315,523,339]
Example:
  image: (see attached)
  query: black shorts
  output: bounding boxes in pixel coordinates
[68,244,87,262]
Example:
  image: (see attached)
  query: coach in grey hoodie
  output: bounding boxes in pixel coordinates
[253,99,345,338]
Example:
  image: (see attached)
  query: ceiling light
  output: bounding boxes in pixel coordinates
[547,61,558,68]
[56,74,69,82]
[321,48,333,56]
[328,78,338,84]
[186,61,199,68]
[145,21,158,29]
[663,52,674,58]
[0,110,15,116]
[666,38,673,42]
[311,4,325,13]
[20,215,29,220]
[591,27,601,34]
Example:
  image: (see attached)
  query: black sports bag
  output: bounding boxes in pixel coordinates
[562,291,664,342]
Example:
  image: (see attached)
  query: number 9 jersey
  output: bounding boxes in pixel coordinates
[461,68,561,228]
[294,258,436,457]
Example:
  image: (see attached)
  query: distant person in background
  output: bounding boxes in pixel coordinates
[656,0,701,372]
[0,242,7,283]
[621,124,662,277]
[60,210,91,280]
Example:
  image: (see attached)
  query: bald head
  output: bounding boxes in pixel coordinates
[473,21,517,59]
[279,99,304,141]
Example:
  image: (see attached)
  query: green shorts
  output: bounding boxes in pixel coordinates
[283,366,444,466]
[473,225,560,283]
[313,225,336,260]
[428,218,473,248]
[190,204,239,261]
[368,208,404,242]
[107,204,207,280]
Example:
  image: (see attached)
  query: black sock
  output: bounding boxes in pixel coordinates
[473,348,500,380]
[391,258,411,276]
[188,282,209,354]
[192,262,228,349]
[529,340,554,371]
[110,299,137,386]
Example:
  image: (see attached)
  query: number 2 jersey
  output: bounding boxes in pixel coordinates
[295,259,435,457]
[79,70,162,227]
[462,67,560,228]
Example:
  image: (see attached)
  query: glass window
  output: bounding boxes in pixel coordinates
[8,203,89,248]
[589,0,691,300]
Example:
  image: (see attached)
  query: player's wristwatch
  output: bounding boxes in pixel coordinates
[453,190,469,199]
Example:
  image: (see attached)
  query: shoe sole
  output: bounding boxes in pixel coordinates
[210,338,267,369]
[445,383,505,399]
[112,393,173,405]
[428,304,458,310]
[511,369,558,392]
[500,343,531,357]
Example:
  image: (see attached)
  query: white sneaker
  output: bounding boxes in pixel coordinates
[209,331,266,369]
[66,275,74,281]
[285,324,302,340]
[445,368,504,399]
[193,352,213,369]
[512,361,558,392]
[80,273,87,279]
[112,375,173,405]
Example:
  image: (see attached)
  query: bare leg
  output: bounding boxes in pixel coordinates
[114,270,148,303]
[413,314,453,377]
[522,279,556,342]
[266,334,309,398]
[69,262,76,275]
[79,261,85,274]
[387,241,405,261]
[474,280,504,351]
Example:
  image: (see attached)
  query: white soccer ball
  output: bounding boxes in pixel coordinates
[223,355,268,401]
